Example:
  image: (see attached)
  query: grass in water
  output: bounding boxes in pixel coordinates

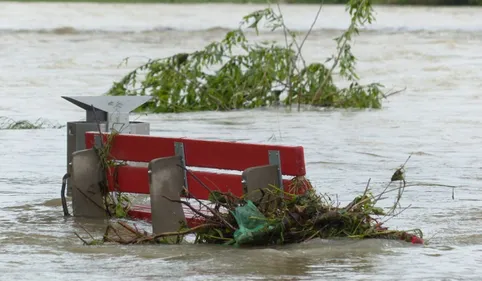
[0,117,64,130]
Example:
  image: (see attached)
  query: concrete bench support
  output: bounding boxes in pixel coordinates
[71,149,107,218]
[149,156,187,234]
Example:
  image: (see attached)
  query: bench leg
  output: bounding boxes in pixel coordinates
[149,156,187,234]
[71,149,108,218]
[242,164,282,211]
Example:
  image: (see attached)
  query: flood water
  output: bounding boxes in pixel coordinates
[1,2,482,280]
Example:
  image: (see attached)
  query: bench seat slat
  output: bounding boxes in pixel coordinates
[106,165,294,199]
[86,132,306,176]
[129,201,221,228]
[129,204,206,228]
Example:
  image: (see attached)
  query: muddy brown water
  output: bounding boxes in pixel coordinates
[1,2,482,280]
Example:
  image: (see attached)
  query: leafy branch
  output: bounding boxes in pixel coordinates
[107,0,390,113]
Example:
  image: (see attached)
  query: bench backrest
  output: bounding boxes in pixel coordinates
[84,131,307,199]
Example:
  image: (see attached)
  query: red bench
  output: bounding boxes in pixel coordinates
[70,131,311,233]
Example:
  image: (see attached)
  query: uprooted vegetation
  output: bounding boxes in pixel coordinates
[107,1,400,113]
[75,154,424,247]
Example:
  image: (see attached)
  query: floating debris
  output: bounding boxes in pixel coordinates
[75,159,424,247]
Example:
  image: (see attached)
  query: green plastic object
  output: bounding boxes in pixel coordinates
[231,200,273,246]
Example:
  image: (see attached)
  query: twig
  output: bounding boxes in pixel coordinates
[297,2,324,63]
[116,55,153,68]
[383,87,406,99]
[374,181,393,204]
[73,186,107,213]
[362,178,371,198]
[129,223,219,244]
[182,187,236,231]
[111,226,126,243]
[382,203,412,224]
[74,232,89,245]
[375,185,419,200]
[311,37,349,104]
[311,0,369,104]
[400,154,412,169]
[386,154,412,215]
[117,221,143,237]
[176,164,240,208]
[275,3,295,110]
[304,230,321,243]
[345,178,371,212]
[103,226,116,243]
[152,223,218,239]
[374,154,412,204]
[133,223,140,233]
[201,175,222,193]
[276,3,292,60]
[345,195,370,213]
[162,195,213,220]
[78,224,96,241]
[90,104,117,216]
[274,2,325,111]
[273,3,308,70]
[176,164,213,195]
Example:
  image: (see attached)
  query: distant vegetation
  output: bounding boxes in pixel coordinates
[0,117,63,130]
[3,0,482,5]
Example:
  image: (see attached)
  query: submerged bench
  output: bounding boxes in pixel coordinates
[70,131,311,234]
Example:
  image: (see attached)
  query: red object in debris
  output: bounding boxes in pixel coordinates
[411,235,424,245]
[398,231,424,245]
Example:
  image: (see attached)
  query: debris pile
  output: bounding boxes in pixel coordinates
[76,160,424,247]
